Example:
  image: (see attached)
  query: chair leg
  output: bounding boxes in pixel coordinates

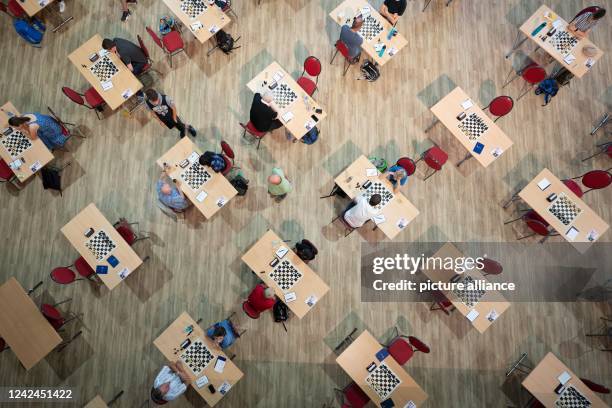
[53,298,72,307]
[503,215,523,224]
[107,390,124,407]
[56,330,82,352]
[516,233,536,240]
[505,31,528,59]
[330,48,339,65]
[582,151,604,162]
[516,83,533,101]
[343,60,349,76]
[256,137,262,150]
[94,108,102,120]
[423,168,437,181]
[168,53,173,68]
[422,0,433,12]
[424,118,440,133]
[320,184,339,199]
[502,67,520,88]
[456,153,472,168]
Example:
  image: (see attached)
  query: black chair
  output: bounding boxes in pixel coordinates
[41,162,71,196]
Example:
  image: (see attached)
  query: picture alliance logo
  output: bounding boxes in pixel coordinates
[372,253,486,275]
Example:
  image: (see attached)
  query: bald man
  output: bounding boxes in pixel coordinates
[267,168,293,199]
[156,166,190,211]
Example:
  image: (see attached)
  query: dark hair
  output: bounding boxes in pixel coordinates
[102,39,115,50]
[212,326,226,338]
[593,8,606,19]
[199,151,216,167]
[145,89,159,101]
[8,116,30,127]
[352,16,363,29]
[150,387,165,403]
[369,194,382,206]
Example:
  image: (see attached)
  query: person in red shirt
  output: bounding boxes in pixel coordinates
[247,284,276,312]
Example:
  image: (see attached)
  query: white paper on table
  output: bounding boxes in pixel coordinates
[585,58,595,68]
[461,99,474,110]
[565,226,579,241]
[360,6,371,16]
[404,401,417,408]
[196,191,208,202]
[101,81,113,91]
[466,309,479,322]
[552,19,563,29]
[281,111,294,122]
[558,371,571,385]
[397,217,408,229]
[537,178,551,190]
[214,358,226,373]
[275,246,289,258]
[373,214,386,225]
[305,119,315,130]
[209,25,219,34]
[388,47,397,56]
[196,376,209,388]
[284,292,297,302]
[305,294,318,307]
[188,151,199,163]
[118,267,130,279]
[121,89,133,99]
[216,197,226,207]
[39,0,50,6]
[9,159,22,170]
[190,22,203,31]
[491,147,503,158]
[29,161,42,172]
[587,229,599,242]
[374,43,383,52]
[486,309,498,322]
[272,71,283,82]
[563,54,576,65]
[219,381,231,395]
[366,168,378,177]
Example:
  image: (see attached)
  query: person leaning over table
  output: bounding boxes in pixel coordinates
[145,89,197,139]
[267,167,293,200]
[343,193,381,228]
[246,283,276,313]
[8,113,67,151]
[151,361,191,404]
[157,165,191,212]
[379,0,407,25]
[339,16,364,60]
[249,91,283,133]
[382,164,408,193]
[102,37,148,75]
[199,151,225,173]
[567,7,606,39]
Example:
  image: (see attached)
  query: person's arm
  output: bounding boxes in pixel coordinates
[380,3,390,19]
[172,361,193,383]
[25,124,39,140]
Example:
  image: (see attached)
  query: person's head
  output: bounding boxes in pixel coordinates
[211,326,226,344]
[593,8,606,20]
[160,183,172,196]
[198,151,216,167]
[393,167,408,180]
[145,89,160,103]
[8,116,30,130]
[261,91,273,104]
[369,194,381,207]
[351,16,363,30]
[151,385,169,402]
[268,174,281,185]
[101,38,116,51]
[264,287,274,298]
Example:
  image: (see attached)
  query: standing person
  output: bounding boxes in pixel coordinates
[8,113,67,151]
[151,361,190,404]
[339,16,364,59]
[382,164,409,193]
[157,165,190,212]
[343,194,381,228]
[267,167,293,200]
[249,92,282,132]
[102,37,148,75]
[120,0,138,22]
[568,7,606,39]
[379,0,407,25]
[145,89,196,138]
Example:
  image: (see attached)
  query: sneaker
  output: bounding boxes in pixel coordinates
[188,126,197,137]
[58,0,65,12]
[121,10,131,22]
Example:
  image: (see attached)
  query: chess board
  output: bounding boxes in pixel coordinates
[271,83,297,110]
[358,15,384,42]
[548,193,581,226]
[85,230,117,261]
[362,181,394,210]
[555,385,592,408]
[269,259,303,292]
[365,363,401,400]
[1,129,32,159]
[549,30,578,56]
[180,161,211,191]
[89,55,119,83]
[180,338,214,376]
[458,113,489,141]
[180,0,207,19]
[453,275,486,308]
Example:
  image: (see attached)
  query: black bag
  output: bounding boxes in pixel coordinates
[230,175,249,196]
[273,300,289,331]
[215,30,240,54]
[359,60,380,82]
[40,167,63,194]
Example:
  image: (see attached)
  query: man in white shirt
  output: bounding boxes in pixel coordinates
[343,194,381,228]
[151,361,191,403]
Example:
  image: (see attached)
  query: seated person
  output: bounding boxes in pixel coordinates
[249,92,282,132]
[568,7,606,39]
[247,283,276,313]
[380,0,407,25]
[157,165,190,212]
[199,151,226,173]
[151,361,190,403]
[295,239,318,263]
[339,16,364,59]
[343,193,381,228]
[8,113,67,151]
[102,37,147,75]
[382,165,408,193]
[206,320,238,350]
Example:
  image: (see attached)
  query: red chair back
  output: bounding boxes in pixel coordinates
[408,336,430,353]
[424,146,448,170]
[242,122,266,138]
[0,159,15,181]
[74,257,95,278]
[606,145,612,158]
[303,56,322,77]
[221,140,235,160]
[488,96,514,118]
[580,378,610,394]
[396,157,416,176]
[0,337,6,351]
[146,26,164,50]
[116,225,136,245]
[242,300,261,319]
[0,3,9,16]
[562,179,584,198]
[524,210,548,226]
[62,87,86,106]
[7,0,25,18]
[137,34,151,60]
[480,258,503,275]
[41,304,63,321]
[343,382,370,408]
[51,267,77,284]
[335,40,351,60]
[388,337,414,365]
[162,30,184,52]
[582,170,612,190]
[522,64,546,84]
[572,6,603,21]
[524,218,550,237]
[221,155,232,175]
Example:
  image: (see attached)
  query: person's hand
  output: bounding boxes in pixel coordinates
[127,63,134,72]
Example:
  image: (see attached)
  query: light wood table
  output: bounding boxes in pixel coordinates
[510,5,603,78]
[162,0,230,43]
[420,243,511,333]
[429,87,513,167]
[154,312,243,407]
[522,352,608,408]
[17,0,55,16]
[329,0,408,66]
[0,102,54,182]
[336,330,428,407]
[156,138,237,219]
[246,61,327,140]
[333,155,419,240]
[61,203,143,290]
[241,230,330,319]
[518,168,609,253]
[68,35,143,110]
[0,278,62,370]
[83,395,108,408]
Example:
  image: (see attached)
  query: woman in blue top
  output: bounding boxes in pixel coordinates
[206,320,237,350]
[8,113,67,151]
[383,165,408,193]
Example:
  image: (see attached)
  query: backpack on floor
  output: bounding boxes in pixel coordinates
[359,60,380,82]
[13,18,45,45]
[301,126,319,145]
[230,174,249,196]
[40,167,63,194]
[273,300,288,331]
[215,30,240,54]
[534,78,559,106]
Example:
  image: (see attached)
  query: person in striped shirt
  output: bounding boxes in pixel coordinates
[568,7,606,39]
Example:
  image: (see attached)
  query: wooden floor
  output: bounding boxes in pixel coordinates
[1,0,611,407]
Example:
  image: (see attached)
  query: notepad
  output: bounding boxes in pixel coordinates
[121,89,133,99]
[188,151,199,163]
[29,161,42,172]
[216,197,226,207]
[9,159,22,170]
[214,357,226,373]
[466,309,479,322]
[486,309,498,322]
[563,54,576,65]
[281,111,294,122]
[304,119,315,130]
[118,267,130,279]
[537,178,551,190]
[190,22,203,31]
[272,71,284,82]
[373,214,386,225]
[558,371,571,385]
[366,168,378,177]
[219,381,231,395]
[275,246,289,258]
[284,292,297,302]
[196,191,208,202]
[101,81,113,91]
[461,99,474,110]
[196,376,209,388]
[305,295,317,307]
[209,25,219,34]
[388,47,397,56]
[397,218,408,229]
[565,226,579,241]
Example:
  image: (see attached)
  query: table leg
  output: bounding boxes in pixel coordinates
[424,117,440,133]
[505,31,527,59]
[456,152,472,167]
[50,7,73,33]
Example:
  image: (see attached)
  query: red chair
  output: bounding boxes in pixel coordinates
[330,40,358,76]
[297,56,321,96]
[62,86,106,120]
[483,96,514,122]
[480,258,503,276]
[571,6,604,22]
[242,300,261,319]
[0,337,8,352]
[7,0,26,18]
[430,290,455,315]
[562,179,584,198]
[114,219,149,246]
[137,34,160,77]
[146,26,185,68]
[335,382,370,408]
[571,169,612,194]
[580,378,610,394]
[396,157,417,176]
[582,142,612,162]
[50,266,83,285]
[74,257,96,281]
[0,159,17,183]
[220,140,237,176]
[503,62,547,100]
[240,121,267,150]
[415,146,448,180]
[41,299,77,331]
[507,210,558,242]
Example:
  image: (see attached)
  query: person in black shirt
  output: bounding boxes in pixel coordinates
[380,0,407,25]
[295,239,318,263]
[102,37,147,75]
[249,92,282,132]
[144,89,196,138]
